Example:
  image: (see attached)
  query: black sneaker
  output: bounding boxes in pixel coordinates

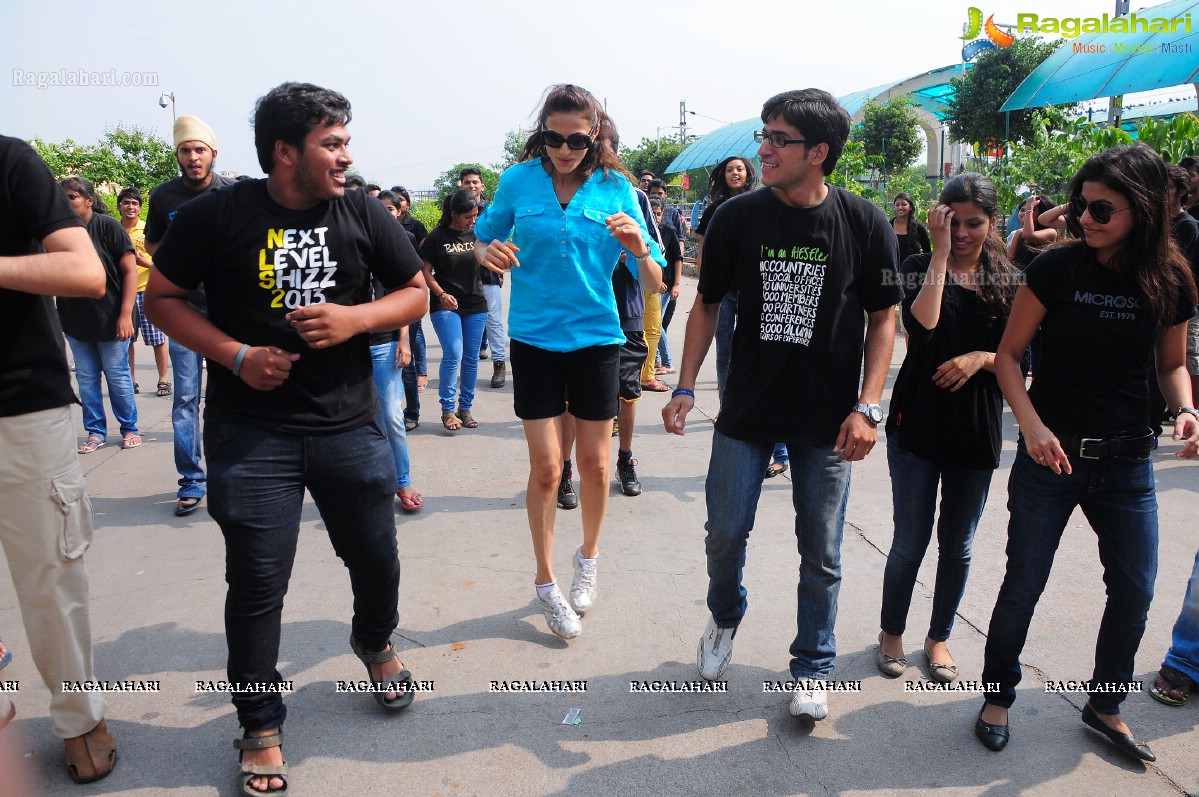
[617,458,641,496]
[557,465,579,510]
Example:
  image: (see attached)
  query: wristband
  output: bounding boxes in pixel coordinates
[672,388,695,399]
[231,344,250,377]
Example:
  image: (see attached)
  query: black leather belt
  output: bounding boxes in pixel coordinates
[1060,431,1156,460]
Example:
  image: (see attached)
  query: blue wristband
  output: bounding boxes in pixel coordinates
[231,344,250,377]
[672,388,695,399]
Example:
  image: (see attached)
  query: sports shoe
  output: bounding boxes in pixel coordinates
[537,584,581,639]
[789,680,829,720]
[569,547,597,614]
[697,615,736,680]
[490,361,506,388]
[616,457,641,496]
[557,465,578,510]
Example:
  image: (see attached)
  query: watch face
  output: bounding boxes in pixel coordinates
[868,405,883,424]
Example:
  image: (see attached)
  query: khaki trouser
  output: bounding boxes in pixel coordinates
[640,290,663,385]
[0,405,106,738]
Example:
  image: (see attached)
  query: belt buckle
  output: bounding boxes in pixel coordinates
[1079,438,1104,459]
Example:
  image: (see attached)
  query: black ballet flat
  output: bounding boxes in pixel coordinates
[1081,704,1155,762]
[975,706,1009,751]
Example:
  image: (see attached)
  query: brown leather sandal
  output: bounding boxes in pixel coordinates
[64,718,118,783]
[441,412,461,432]
[456,410,478,429]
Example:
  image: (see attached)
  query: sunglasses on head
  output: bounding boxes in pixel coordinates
[541,129,594,151]
[1069,196,1132,225]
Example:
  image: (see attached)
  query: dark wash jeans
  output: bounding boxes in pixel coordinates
[880,441,993,642]
[205,420,401,731]
[982,444,1158,715]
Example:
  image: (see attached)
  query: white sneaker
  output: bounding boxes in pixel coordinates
[789,680,829,720]
[696,615,736,680]
[569,548,597,615]
[537,585,581,639]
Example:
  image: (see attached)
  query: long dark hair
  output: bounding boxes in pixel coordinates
[60,176,109,215]
[890,192,923,227]
[707,156,757,210]
[1064,144,1195,327]
[938,173,1018,322]
[437,188,480,230]
[518,84,631,183]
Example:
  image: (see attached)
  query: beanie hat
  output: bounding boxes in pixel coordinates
[173,115,217,150]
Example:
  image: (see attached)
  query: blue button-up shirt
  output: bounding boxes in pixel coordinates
[474,159,665,352]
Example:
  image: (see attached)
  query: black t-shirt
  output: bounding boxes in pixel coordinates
[696,203,716,237]
[56,213,134,342]
[146,173,235,314]
[0,136,82,416]
[699,186,902,443]
[1024,245,1196,438]
[420,226,487,315]
[885,253,1006,469]
[659,225,683,290]
[400,214,428,245]
[1171,212,1199,280]
[890,218,930,265]
[153,180,423,434]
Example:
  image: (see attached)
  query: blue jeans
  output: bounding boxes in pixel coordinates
[982,446,1158,714]
[1162,548,1199,682]
[771,443,789,466]
[482,283,507,362]
[704,431,852,679]
[715,291,737,401]
[656,293,674,367]
[205,420,400,731]
[169,339,206,500]
[401,320,425,422]
[429,310,487,414]
[880,441,993,641]
[370,341,411,490]
[65,336,138,438]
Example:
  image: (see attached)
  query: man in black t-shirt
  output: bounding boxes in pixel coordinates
[144,115,235,515]
[663,90,901,722]
[0,135,119,783]
[146,83,427,797]
[460,167,507,384]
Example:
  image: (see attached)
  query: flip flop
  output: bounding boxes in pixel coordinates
[765,462,787,479]
[404,418,419,432]
[1150,665,1193,706]
[0,638,11,671]
[396,489,424,512]
[121,434,143,450]
[78,437,106,454]
[175,497,201,516]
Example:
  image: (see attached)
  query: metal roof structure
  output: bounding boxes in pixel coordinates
[1000,0,1199,111]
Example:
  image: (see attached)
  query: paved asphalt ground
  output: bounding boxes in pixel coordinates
[1,274,1197,797]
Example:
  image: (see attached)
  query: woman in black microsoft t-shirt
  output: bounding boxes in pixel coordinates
[877,174,1017,686]
[421,189,487,431]
[977,144,1199,762]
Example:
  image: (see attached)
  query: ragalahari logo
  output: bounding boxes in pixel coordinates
[961,7,1015,61]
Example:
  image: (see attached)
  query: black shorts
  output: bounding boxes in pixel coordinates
[617,331,647,403]
[510,339,619,421]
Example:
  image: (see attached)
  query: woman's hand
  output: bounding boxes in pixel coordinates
[1022,423,1071,475]
[437,292,459,311]
[932,351,988,392]
[1174,413,1199,459]
[476,239,520,274]
[605,212,648,254]
[927,203,953,253]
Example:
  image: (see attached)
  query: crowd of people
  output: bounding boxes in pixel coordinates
[1,81,1197,795]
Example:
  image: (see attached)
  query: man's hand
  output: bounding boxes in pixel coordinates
[834,412,878,461]
[239,346,300,391]
[661,393,694,436]
[287,304,361,349]
[116,316,135,341]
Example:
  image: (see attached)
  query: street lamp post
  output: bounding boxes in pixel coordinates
[158,91,176,122]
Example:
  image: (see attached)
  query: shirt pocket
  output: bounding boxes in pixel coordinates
[579,207,616,246]
[512,203,554,247]
[50,465,94,560]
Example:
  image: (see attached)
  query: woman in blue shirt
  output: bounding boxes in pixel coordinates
[474,84,664,641]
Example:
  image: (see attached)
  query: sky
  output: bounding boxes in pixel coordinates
[1,0,1193,188]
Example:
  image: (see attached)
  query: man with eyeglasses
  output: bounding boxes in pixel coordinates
[663,88,901,722]
[145,115,235,516]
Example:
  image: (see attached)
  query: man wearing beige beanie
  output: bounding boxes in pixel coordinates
[145,115,234,516]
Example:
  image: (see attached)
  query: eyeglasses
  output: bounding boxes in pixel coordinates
[754,130,810,149]
[542,130,594,151]
[1069,196,1132,225]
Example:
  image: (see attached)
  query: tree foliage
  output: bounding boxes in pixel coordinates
[944,37,1066,148]
[850,97,923,176]
[619,135,695,181]
[492,128,529,172]
[433,163,500,200]
[30,124,177,191]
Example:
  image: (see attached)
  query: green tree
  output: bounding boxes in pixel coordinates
[829,139,868,196]
[410,199,441,232]
[944,37,1067,149]
[492,128,529,172]
[850,97,923,176]
[620,135,695,180]
[433,163,499,200]
[29,124,175,191]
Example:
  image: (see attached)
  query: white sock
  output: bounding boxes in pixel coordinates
[576,549,597,565]
[535,581,558,600]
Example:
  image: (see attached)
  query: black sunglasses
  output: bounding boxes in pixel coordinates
[542,130,594,151]
[1069,196,1132,225]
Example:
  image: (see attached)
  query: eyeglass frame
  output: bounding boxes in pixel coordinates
[1069,195,1133,225]
[541,128,596,151]
[754,129,812,149]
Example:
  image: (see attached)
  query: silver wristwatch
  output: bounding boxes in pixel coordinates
[1176,407,1199,421]
[852,403,883,426]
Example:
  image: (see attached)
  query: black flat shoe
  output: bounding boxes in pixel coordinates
[1081,704,1155,762]
[975,706,1009,751]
